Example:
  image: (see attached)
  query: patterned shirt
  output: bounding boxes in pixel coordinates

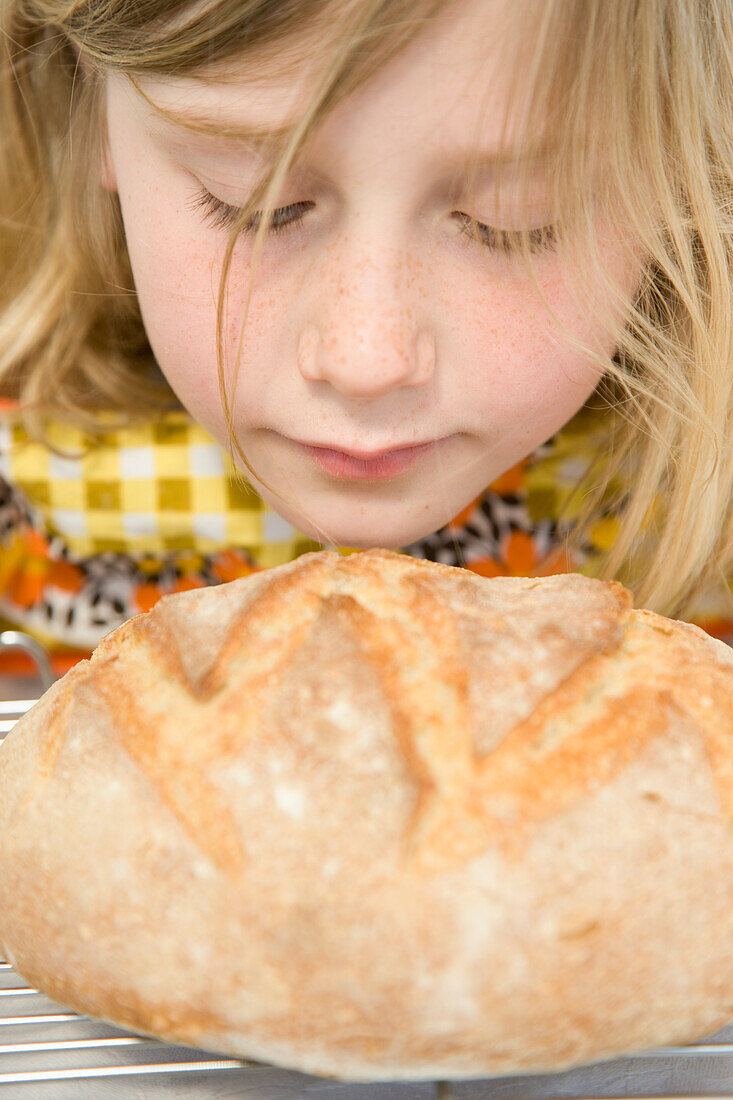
[0,398,731,677]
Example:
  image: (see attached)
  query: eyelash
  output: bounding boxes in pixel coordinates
[187,185,557,256]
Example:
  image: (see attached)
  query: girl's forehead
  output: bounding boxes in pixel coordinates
[130,0,540,165]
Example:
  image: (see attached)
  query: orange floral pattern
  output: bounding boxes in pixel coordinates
[0,401,730,680]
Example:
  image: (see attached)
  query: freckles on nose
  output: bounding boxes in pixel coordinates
[294,245,435,393]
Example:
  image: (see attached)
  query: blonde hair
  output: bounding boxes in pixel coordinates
[1,0,732,620]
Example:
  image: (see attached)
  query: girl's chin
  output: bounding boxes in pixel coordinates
[289,523,415,551]
[273,509,436,550]
[247,480,456,548]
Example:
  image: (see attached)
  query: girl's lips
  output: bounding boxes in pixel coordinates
[299,439,438,480]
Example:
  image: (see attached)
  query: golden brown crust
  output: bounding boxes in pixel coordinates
[1,548,732,1082]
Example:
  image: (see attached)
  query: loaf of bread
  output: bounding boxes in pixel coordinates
[0,547,732,1083]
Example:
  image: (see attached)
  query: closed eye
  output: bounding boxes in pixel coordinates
[187,187,314,235]
[452,212,557,255]
[187,186,557,255]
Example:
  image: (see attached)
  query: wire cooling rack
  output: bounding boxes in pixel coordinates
[2,693,733,1099]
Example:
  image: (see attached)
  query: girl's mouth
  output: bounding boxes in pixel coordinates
[298,439,439,480]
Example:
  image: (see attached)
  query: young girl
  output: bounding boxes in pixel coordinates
[0,0,732,681]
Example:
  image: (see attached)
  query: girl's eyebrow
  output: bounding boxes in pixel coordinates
[440,148,550,176]
[147,106,299,150]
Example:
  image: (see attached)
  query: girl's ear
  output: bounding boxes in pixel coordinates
[100,134,118,192]
[73,45,118,192]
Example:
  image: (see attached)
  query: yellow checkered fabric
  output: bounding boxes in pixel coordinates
[0,400,731,669]
[0,410,324,569]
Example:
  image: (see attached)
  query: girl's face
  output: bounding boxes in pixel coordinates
[102,0,640,548]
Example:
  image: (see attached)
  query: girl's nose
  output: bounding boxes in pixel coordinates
[296,252,435,399]
[297,324,435,398]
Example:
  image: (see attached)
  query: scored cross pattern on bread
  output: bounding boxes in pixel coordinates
[1,549,733,1082]
[18,549,733,880]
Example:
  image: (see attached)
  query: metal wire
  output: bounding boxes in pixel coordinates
[0,633,54,692]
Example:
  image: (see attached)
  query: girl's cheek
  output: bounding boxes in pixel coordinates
[450,236,639,412]
[124,209,228,394]
[443,266,600,411]
[137,236,281,435]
